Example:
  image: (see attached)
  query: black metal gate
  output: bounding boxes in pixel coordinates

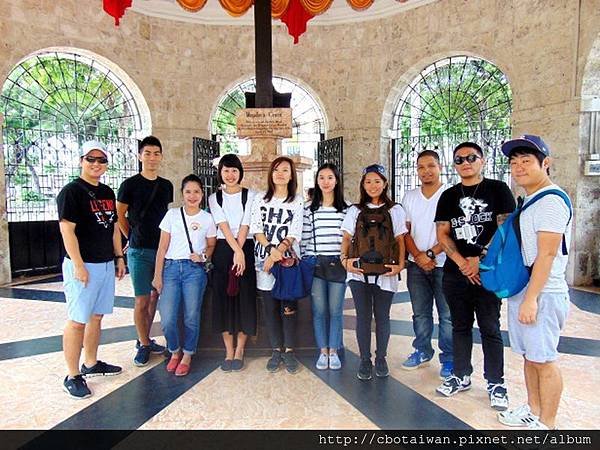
[317,136,343,174]
[192,137,220,208]
[391,130,511,202]
[3,128,140,276]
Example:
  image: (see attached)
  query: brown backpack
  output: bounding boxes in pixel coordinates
[349,205,399,279]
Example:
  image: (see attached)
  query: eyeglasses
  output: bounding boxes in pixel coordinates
[453,154,481,165]
[83,156,108,164]
[363,164,385,175]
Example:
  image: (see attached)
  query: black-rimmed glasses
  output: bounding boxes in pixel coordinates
[453,154,481,165]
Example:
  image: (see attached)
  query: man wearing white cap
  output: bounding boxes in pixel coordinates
[57,140,126,399]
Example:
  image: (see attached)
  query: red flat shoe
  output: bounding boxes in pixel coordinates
[166,355,181,373]
[175,362,190,377]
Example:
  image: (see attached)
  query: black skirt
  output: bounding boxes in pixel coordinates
[212,239,257,335]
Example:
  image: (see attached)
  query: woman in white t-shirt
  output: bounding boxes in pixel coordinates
[249,156,304,374]
[341,164,407,381]
[152,174,217,377]
[207,154,257,372]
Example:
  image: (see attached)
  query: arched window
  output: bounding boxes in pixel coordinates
[211,76,326,158]
[390,56,512,200]
[1,50,149,221]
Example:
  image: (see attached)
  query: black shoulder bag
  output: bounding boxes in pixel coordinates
[312,209,346,283]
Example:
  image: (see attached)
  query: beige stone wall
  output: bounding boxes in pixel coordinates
[0,114,10,285]
[1,0,600,283]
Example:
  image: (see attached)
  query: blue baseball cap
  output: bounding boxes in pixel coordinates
[501,134,551,158]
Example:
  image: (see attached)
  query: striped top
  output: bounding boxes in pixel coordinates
[301,202,348,256]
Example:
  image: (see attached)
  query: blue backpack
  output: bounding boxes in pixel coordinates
[479,189,572,299]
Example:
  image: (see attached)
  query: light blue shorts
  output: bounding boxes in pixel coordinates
[62,258,115,324]
[127,247,157,296]
[507,290,570,363]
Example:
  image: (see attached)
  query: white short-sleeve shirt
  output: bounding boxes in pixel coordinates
[341,203,408,292]
[159,207,217,260]
[402,185,449,267]
[208,189,256,239]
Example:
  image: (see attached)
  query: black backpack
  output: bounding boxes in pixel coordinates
[215,188,249,210]
[349,205,399,280]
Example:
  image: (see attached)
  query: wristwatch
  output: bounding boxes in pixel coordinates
[425,249,436,260]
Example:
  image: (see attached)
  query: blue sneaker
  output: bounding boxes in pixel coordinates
[439,361,453,379]
[401,349,433,371]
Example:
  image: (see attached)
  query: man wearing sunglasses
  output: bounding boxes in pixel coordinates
[57,140,126,399]
[434,141,516,410]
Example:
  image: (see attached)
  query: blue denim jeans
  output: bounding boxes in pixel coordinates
[158,259,207,355]
[406,263,453,363]
[311,277,346,350]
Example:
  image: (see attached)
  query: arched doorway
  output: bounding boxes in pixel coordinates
[1,49,150,275]
[387,55,513,201]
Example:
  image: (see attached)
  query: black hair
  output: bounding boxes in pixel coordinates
[180,174,204,192]
[508,146,550,175]
[358,171,394,209]
[453,141,483,156]
[139,135,163,154]
[310,163,347,212]
[264,156,298,203]
[417,150,441,163]
[217,153,244,185]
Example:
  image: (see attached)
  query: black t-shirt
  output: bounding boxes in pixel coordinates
[434,178,516,273]
[117,174,173,249]
[56,178,117,263]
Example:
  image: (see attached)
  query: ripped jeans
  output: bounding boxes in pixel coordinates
[260,289,297,349]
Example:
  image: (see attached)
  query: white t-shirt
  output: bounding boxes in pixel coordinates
[341,203,408,292]
[208,189,256,240]
[159,207,217,260]
[519,185,572,293]
[249,193,304,291]
[402,184,449,267]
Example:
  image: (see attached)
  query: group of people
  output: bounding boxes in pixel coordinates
[57,134,572,431]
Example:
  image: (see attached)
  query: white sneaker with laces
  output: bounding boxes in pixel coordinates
[487,382,509,411]
[498,404,538,427]
[328,353,342,370]
[436,375,471,397]
[316,353,328,370]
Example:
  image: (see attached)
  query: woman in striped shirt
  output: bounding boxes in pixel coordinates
[302,163,348,370]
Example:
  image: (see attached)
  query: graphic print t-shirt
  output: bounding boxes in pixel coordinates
[434,178,516,273]
[249,193,304,290]
[56,178,117,263]
[117,174,173,250]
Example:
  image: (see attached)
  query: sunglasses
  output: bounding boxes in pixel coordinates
[83,156,108,164]
[453,154,481,165]
[363,164,385,175]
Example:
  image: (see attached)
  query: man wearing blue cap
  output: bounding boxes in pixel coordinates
[57,140,126,399]
[497,135,572,430]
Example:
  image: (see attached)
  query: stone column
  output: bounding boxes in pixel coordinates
[0,114,11,285]
[240,137,312,192]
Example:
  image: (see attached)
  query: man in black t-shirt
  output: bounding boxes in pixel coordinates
[434,141,516,411]
[57,140,126,399]
[117,136,173,367]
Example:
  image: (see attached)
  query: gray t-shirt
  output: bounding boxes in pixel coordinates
[519,185,571,293]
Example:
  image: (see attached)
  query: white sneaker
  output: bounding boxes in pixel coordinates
[498,404,538,427]
[328,353,342,370]
[436,375,471,397]
[527,419,550,430]
[487,382,509,411]
[316,353,328,370]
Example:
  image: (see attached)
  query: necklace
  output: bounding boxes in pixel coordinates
[460,179,483,199]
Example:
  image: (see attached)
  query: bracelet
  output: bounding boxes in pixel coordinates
[114,255,124,259]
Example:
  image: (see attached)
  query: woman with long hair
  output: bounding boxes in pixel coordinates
[340,164,407,381]
[208,154,257,372]
[249,156,304,374]
[152,174,216,376]
[301,163,348,370]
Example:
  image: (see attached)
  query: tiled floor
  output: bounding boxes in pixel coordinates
[0,274,598,430]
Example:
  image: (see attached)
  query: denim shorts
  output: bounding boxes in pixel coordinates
[62,257,115,324]
[507,290,570,363]
[127,247,157,296]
